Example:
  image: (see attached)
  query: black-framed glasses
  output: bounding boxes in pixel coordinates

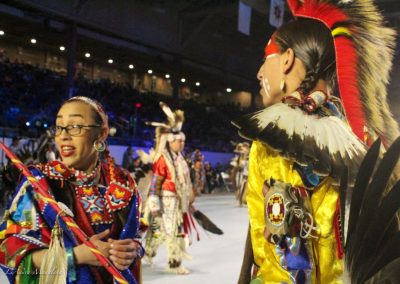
[50,124,101,136]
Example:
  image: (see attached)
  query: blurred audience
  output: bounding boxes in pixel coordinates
[0,59,246,152]
[122,146,134,169]
[204,162,216,194]
[191,158,205,195]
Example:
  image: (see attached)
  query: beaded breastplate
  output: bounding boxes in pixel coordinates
[39,161,134,225]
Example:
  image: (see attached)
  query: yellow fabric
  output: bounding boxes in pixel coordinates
[247,141,343,283]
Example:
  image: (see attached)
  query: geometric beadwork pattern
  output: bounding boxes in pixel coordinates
[76,185,113,225]
[105,181,133,211]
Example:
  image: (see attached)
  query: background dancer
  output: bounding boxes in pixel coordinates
[144,102,195,275]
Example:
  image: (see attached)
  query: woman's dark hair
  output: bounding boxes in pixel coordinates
[275,18,336,94]
[61,98,103,126]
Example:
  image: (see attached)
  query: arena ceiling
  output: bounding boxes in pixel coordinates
[0,0,400,95]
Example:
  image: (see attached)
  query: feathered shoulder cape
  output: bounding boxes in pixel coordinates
[232,97,366,185]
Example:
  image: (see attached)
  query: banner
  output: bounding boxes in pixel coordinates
[269,0,285,28]
[238,1,252,35]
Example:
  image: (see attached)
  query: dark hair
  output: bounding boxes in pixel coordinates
[61,98,103,126]
[275,18,336,94]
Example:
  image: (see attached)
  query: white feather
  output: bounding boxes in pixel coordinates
[160,102,175,123]
[146,121,170,129]
[175,122,183,131]
[137,148,155,164]
[251,103,366,163]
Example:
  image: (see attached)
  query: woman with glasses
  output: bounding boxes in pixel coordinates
[0,96,143,284]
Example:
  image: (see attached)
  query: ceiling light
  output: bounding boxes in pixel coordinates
[108,59,113,64]
[165,74,170,79]
[59,46,65,51]
[148,69,153,74]
[30,38,37,44]
[129,64,134,69]
[0,30,4,36]
[226,88,232,93]
[85,53,91,58]
[181,78,186,83]
[196,82,200,86]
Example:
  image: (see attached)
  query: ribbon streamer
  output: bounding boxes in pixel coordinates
[0,142,129,284]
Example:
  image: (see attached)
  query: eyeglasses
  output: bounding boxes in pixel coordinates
[50,124,101,136]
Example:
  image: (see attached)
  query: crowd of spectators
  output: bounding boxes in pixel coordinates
[0,57,248,152]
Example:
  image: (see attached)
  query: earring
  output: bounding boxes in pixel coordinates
[93,140,106,152]
[279,78,286,92]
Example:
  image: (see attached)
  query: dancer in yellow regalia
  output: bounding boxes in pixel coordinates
[234,0,399,283]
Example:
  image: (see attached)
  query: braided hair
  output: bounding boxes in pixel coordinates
[275,19,337,95]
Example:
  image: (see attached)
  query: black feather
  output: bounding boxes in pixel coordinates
[356,137,400,237]
[192,210,223,235]
[364,255,400,283]
[360,231,400,283]
[364,181,400,251]
[344,137,400,284]
[351,182,400,282]
[346,138,381,241]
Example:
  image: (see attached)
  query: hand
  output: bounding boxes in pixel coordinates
[74,229,111,266]
[108,238,140,270]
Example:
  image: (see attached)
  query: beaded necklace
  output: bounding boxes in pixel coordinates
[40,159,134,225]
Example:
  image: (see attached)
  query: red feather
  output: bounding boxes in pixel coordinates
[334,36,365,139]
[288,0,348,28]
[286,0,366,139]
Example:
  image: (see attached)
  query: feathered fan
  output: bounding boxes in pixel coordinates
[341,138,400,283]
[192,210,223,235]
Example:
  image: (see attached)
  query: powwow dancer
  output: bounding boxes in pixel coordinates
[233,0,399,283]
[230,142,250,205]
[0,96,143,284]
[143,102,195,275]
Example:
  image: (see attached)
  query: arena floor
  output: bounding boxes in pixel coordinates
[142,192,248,284]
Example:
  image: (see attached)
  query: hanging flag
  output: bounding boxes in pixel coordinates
[269,0,285,28]
[238,1,252,35]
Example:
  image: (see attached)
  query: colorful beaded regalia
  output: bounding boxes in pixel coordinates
[0,157,142,283]
[0,96,143,284]
[144,102,195,274]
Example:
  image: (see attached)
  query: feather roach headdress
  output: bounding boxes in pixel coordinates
[287,0,399,145]
[146,102,185,157]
